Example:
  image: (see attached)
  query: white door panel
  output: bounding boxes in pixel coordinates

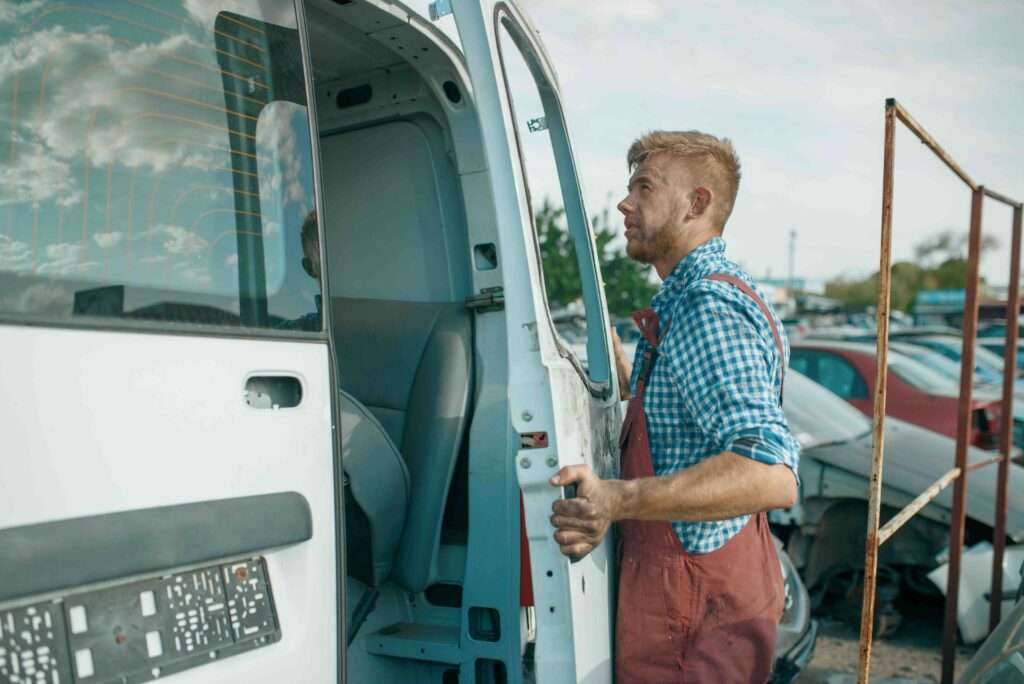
[452,1,618,681]
[0,325,338,682]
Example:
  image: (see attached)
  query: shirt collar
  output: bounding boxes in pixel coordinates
[652,237,726,308]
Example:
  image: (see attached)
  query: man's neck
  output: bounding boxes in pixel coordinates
[653,230,719,280]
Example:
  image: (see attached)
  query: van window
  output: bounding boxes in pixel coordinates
[496,18,611,387]
[0,2,320,332]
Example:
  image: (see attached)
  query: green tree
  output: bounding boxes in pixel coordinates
[825,230,998,312]
[534,200,657,318]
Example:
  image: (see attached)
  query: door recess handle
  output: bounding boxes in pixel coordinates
[245,375,302,409]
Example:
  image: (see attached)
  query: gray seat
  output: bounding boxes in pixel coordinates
[332,297,472,594]
[339,390,410,587]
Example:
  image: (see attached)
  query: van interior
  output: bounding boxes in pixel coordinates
[305,2,526,681]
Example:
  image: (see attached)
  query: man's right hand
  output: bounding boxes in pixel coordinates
[611,327,633,400]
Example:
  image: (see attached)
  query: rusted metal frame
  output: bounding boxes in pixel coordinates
[860,100,1022,682]
[889,99,977,190]
[857,102,896,684]
[877,467,962,546]
[983,187,1024,209]
[941,186,985,684]
[963,454,1005,474]
[990,205,1023,630]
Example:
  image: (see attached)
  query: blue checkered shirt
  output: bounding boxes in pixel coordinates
[630,237,800,553]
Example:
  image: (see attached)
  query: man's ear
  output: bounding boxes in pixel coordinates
[689,187,712,219]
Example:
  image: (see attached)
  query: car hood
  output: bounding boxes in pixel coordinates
[804,416,1024,541]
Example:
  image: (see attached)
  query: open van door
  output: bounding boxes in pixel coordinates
[451,1,622,681]
[0,3,340,682]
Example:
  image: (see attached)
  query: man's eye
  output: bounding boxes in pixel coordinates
[641,184,652,192]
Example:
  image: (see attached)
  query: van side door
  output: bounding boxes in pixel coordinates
[452,1,621,681]
[0,3,341,682]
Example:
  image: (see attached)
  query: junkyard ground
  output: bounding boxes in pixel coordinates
[795,596,979,683]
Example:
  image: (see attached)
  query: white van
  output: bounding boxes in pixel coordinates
[0,1,623,682]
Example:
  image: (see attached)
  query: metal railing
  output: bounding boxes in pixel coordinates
[858,98,1023,684]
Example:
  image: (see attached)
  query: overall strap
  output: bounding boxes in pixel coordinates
[630,308,671,393]
[704,273,786,400]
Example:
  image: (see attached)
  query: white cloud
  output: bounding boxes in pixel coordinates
[0,281,72,316]
[183,0,296,31]
[257,101,312,211]
[0,25,233,211]
[0,1,44,24]
[93,232,124,249]
[0,132,79,208]
[516,0,1024,283]
[0,235,32,273]
[148,224,208,256]
[173,261,213,287]
[35,242,98,276]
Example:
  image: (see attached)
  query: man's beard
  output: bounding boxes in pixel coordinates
[625,222,677,264]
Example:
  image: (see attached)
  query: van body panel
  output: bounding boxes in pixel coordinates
[452,1,620,680]
[0,325,338,682]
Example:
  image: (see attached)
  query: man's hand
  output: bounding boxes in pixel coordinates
[611,328,633,400]
[549,465,624,559]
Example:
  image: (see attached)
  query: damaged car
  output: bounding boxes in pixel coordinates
[774,371,1024,634]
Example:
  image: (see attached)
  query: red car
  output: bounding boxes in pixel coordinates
[790,340,1001,449]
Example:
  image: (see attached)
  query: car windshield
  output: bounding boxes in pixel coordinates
[894,345,987,385]
[888,353,959,394]
[923,336,1009,381]
[783,370,871,448]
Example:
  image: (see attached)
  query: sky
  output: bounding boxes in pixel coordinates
[426,0,1024,289]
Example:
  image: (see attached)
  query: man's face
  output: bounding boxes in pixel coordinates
[302,237,321,281]
[617,154,692,264]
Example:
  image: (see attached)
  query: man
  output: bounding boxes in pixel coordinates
[549,131,800,682]
[277,210,322,331]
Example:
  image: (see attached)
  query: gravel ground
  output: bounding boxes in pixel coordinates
[795,596,979,683]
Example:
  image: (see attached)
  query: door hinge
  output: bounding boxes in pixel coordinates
[465,287,505,312]
[527,116,548,133]
[428,0,453,21]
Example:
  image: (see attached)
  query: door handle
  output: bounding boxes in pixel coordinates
[245,375,302,409]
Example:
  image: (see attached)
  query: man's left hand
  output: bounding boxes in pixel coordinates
[549,465,623,559]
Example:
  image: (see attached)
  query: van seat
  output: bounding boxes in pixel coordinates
[340,390,409,587]
[332,297,472,594]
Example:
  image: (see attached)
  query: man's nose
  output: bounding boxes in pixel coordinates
[617,195,633,216]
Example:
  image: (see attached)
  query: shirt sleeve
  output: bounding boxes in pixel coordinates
[661,289,800,476]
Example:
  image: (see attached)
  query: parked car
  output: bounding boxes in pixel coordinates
[978,321,1024,341]
[771,536,818,683]
[977,335,1024,372]
[928,543,1024,644]
[888,341,1024,451]
[957,559,1024,682]
[791,340,1003,449]
[892,333,1024,392]
[778,371,1024,634]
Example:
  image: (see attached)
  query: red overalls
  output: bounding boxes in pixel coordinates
[615,274,787,684]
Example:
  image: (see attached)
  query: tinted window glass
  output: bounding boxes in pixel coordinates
[0,2,320,332]
[817,353,869,399]
[789,352,810,376]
